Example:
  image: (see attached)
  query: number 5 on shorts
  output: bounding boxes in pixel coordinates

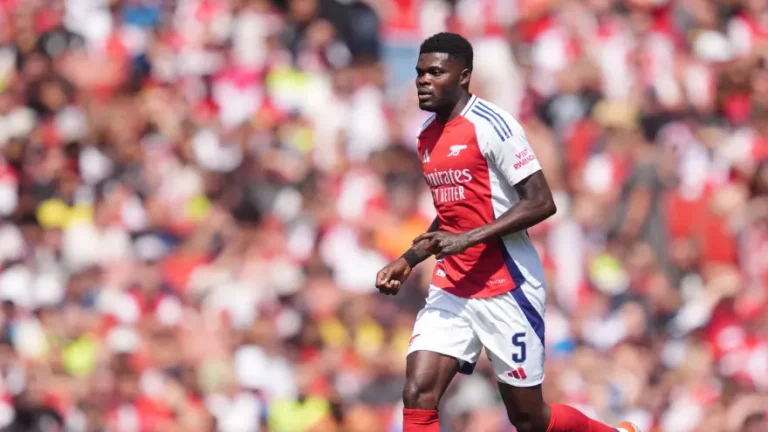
[512,332,526,363]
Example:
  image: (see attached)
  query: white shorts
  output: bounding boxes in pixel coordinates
[407,281,547,387]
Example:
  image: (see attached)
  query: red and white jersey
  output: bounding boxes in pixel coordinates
[417,95,545,299]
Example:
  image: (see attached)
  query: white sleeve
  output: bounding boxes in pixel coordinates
[486,127,542,186]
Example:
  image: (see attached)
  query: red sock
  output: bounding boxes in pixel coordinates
[404,408,440,432]
[547,404,615,432]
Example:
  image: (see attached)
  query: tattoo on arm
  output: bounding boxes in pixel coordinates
[401,217,439,268]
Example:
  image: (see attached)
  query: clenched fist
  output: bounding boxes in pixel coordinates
[375,258,412,296]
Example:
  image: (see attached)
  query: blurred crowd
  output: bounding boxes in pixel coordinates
[0,0,768,431]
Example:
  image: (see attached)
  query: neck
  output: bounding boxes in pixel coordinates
[436,92,472,124]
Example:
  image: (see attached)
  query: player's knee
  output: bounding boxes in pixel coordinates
[508,418,535,432]
[507,410,548,432]
[402,376,440,410]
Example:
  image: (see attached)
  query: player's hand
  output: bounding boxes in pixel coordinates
[412,231,471,260]
[375,258,412,296]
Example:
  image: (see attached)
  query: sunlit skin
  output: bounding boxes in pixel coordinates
[415,52,472,123]
[374,43,577,432]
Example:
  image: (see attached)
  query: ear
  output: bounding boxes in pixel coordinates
[460,68,472,87]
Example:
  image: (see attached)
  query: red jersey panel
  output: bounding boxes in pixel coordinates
[417,96,545,298]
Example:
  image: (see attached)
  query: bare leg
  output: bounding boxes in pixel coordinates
[403,350,460,409]
[498,383,551,432]
[499,383,620,432]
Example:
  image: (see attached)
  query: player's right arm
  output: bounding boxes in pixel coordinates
[375,217,439,295]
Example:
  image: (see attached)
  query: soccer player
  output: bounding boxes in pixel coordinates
[375,33,640,432]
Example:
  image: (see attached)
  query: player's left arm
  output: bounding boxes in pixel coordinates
[463,170,555,247]
[415,126,555,258]
[467,129,556,244]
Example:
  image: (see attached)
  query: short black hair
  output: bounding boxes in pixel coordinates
[420,32,473,71]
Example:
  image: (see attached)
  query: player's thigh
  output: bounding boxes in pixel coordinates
[405,287,482,408]
[407,286,483,368]
[472,281,547,387]
[403,351,460,409]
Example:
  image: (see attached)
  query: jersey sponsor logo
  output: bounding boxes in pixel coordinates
[432,185,467,204]
[425,168,473,204]
[514,148,535,170]
[424,168,473,187]
[447,144,467,157]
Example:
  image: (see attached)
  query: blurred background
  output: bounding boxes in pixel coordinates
[0,0,767,431]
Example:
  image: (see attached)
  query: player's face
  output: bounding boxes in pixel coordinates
[415,53,470,112]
